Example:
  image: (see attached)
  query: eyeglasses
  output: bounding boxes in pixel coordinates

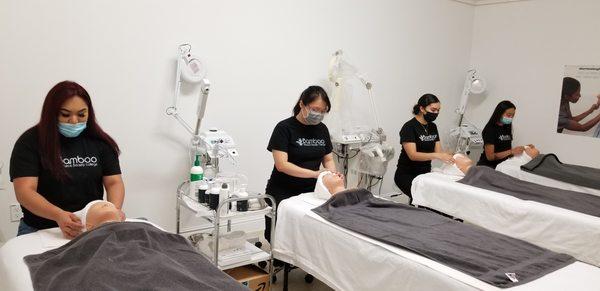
[307,106,328,114]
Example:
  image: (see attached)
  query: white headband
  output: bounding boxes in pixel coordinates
[313,171,333,199]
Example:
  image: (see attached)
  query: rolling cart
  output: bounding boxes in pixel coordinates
[175,181,277,284]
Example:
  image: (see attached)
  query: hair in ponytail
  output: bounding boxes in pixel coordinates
[412,93,440,115]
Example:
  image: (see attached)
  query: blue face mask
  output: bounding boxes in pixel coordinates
[58,122,87,138]
[500,117,513,125]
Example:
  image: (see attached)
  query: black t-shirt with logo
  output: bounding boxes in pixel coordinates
[477,123,513,168]
[9,127,121,229]
[266,117,333,197]
[397,117,440,171]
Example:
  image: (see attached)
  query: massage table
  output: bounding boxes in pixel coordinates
[0,219,240,291]
[496,157,600,197]
[412,172,600,267]
[272,193,600,291]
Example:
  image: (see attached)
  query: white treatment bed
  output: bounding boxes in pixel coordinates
[496,157,600,197]
[411,172,600,267]
[0,219,163,291]
[272,193,600,291]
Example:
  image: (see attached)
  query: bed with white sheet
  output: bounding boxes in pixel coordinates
[1,227,67,291]
[496,157,600,197]
[273,193,600,291]
[0,219,173,291]
[411,172,600,267]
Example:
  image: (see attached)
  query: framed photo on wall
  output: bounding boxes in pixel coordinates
[558,65,600,138]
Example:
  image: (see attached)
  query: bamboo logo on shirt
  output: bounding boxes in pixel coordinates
[62,155,98,168]
[296,138,326,147]
[419,134,437,142]
[498,135,512,141]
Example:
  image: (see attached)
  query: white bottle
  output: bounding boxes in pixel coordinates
[189,155,204,199]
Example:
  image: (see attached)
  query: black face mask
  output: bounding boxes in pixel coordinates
[424,111,438,122]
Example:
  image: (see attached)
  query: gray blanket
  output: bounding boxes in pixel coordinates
[460,166,600,218]
[521,154,600,190]
[312,189,575,288]
[24,222,246,291]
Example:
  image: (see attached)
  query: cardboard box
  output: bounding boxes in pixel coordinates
[225,265,270,291]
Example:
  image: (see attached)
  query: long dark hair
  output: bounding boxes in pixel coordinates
[292,86,331,116]
[561,77,580,102]
[36,81,120,181]
[412,94,440,115]
[485,100,516,131]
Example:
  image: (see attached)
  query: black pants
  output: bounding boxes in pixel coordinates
[394,165,430,201]
[264,185,304,243]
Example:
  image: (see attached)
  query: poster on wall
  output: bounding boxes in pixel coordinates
[558,65,600,138]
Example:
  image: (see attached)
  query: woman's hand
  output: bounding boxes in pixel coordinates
[511,146,525,156]
[436,153,455,164]
[118,209,126,221]
[55,211,83,239]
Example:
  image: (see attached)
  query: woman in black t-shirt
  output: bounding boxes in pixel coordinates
[394,94,454,201]
[10,81,124,239]
[477,100,527,168]
[264,86,337,240]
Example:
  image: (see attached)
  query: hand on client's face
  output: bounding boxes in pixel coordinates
[454,154,474,174]
[524,146,540,158]
[86,201,124,231]
[322,173,346,195]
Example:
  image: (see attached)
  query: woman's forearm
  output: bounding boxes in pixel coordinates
[407,151,438,162]
[494,149,513,160]
[322,153,337,172]
[104,175,125,209]
[15,187,63,221]
[105,183,125,209]
[276,161,319,178]
[580,113,600,131]
[572,107,594,122]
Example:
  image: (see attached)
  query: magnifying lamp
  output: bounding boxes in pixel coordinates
[167,44,211,136]
[457,69,486,125]
[178,44,207,83]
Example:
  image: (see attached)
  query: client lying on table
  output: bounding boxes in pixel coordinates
[435,152,600,218]
[311,171,575,288]
[24,201,246,291]
[74,200,124,231]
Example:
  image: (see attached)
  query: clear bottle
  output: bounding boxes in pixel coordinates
[204,164,217,181]
[219,183,230,217]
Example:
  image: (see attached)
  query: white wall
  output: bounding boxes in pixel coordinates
[0,0,474,241]
[467,0,600,167]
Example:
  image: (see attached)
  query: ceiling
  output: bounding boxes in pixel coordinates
[452,0,528,6]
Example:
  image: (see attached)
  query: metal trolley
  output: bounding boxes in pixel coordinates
[175,181,277,284]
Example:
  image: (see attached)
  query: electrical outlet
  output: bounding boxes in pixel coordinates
[10,204,23,222]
